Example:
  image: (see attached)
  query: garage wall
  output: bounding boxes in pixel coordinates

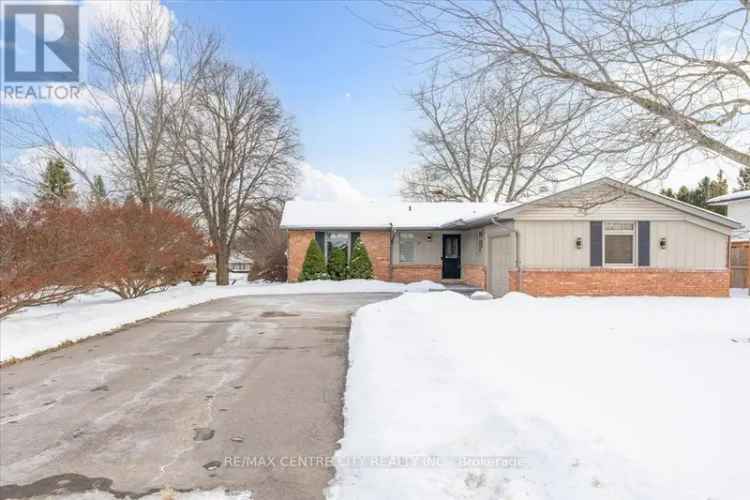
[462,228,484,265]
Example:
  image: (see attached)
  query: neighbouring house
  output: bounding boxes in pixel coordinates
[201,253,254,273]
[707,190,750,241]
[708,190,750,289]
[280,178,742,297]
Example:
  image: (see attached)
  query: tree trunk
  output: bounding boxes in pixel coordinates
[215,249,230,286]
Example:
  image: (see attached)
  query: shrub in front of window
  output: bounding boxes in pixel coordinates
[298,239,329,281]
[327,246,349,280]
[349,239,374,279]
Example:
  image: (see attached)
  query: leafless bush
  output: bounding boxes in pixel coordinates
[236,205,288,282]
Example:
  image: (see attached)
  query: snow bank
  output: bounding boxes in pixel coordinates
[329,292,750,500]
[0,280,443,362]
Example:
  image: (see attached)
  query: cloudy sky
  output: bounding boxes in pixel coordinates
[1,0,744,203]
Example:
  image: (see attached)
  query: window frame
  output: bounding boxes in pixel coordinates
[399,232,416,263]
[602,221,637,267]
[324,231,351,262]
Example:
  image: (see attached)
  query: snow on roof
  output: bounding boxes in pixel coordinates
[280,200,517,229]
[707,190,750,205]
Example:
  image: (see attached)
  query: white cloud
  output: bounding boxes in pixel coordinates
[295,163,367,203]
[0,1,173,112]
[82,0,174,50]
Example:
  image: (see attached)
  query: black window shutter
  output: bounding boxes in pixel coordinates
[638,221,650,267]
[590,221,603,267]
[315,231,325,251]
[351,232,360,246]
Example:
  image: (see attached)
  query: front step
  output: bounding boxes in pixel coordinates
[435,281,484,296]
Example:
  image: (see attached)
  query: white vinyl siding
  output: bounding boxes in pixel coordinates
[514,219,727,270]
[517,188,692,222]
[727,199,750,233]
[461,228,484,265]
[650,221,727,269]
[514,220,589,268]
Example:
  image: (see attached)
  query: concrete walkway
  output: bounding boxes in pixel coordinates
[0,293,397,499]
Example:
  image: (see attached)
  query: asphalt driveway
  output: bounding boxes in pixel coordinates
[0,293,397,500]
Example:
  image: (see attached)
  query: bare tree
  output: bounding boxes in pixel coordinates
[169,62,300,285]
[402,68,600,202]
[1,107,100,195]
[1,2,220,206]
[385,0,750,177]
[235,204,288,282]
[86,2,220,207]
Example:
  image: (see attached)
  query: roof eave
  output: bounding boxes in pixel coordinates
[489,177,742,230]
[280,224,393,230]
[707,193,750,205]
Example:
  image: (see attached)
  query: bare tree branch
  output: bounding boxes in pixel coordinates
[384,0,750,176]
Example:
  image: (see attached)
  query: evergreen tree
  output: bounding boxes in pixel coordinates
[298,239,328,281]
[37,159,74,202]
[676,185,691,203]
[661,171,728,215]
[738,166,750,191]
[709,170,728,199]
[349,238,374,279]
[92,175,107,201]
[660,187,675,198]
[327,246,348,280]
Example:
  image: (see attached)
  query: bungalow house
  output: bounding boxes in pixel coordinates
[280,178,742,297]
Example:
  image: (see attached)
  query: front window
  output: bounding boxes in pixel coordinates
[604,222,635,265]
[399,232,416,263]
[326,232,350,261]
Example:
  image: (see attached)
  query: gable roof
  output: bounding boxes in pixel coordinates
[476,178,741,230]
[707,190,750,205]
[281,178,742,231]
[280,200,516,230]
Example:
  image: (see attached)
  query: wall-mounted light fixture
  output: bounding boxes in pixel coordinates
[575,237,583,250]
[659,237,667,250]
[426,233,432,241]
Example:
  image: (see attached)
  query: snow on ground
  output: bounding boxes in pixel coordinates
[22,488,252,499]
[0,280,444,362]
[328,292,750,500]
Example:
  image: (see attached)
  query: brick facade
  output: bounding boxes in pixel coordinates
[287,230,316,282]
[462,264,486,289]
[358,231,392,281]
[509,268,730,297]
[391,264,442,283]
[287,230,391,282]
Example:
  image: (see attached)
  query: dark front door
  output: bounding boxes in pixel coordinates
[442,234,461,279]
